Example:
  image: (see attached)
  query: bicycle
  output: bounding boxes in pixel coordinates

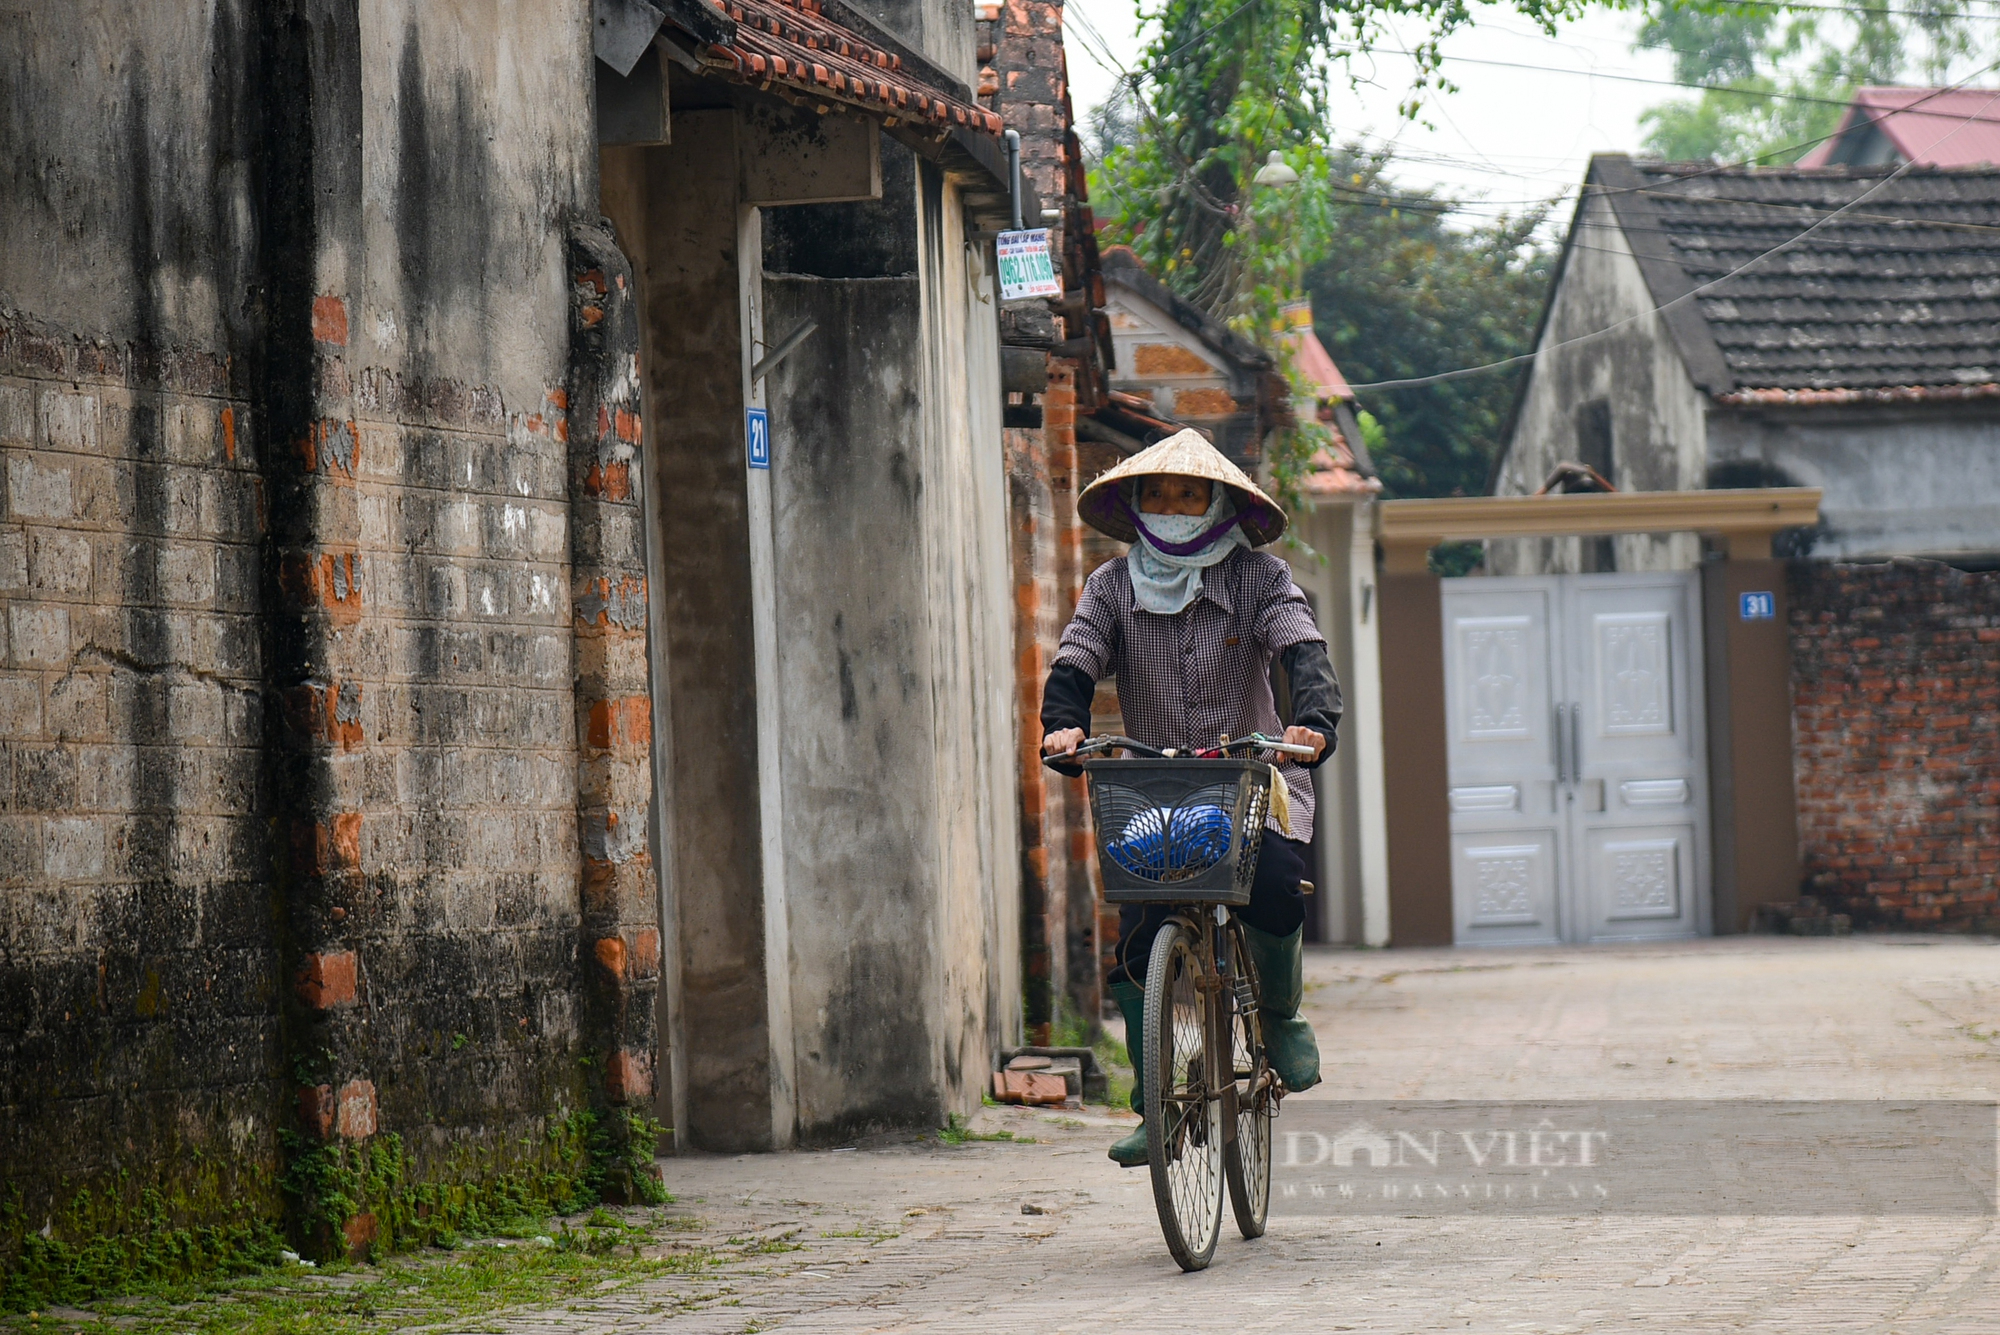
[1045,731,1316,1272]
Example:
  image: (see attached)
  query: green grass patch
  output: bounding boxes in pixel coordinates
[4,1110,678,1319]
[816,1226,900,1243]
[1094,1029,1135,1111]
[727,1231,805,1256]
[1050,1000,1096,1051]
[0,1213,719,1335]
[934,1115,1035,1146]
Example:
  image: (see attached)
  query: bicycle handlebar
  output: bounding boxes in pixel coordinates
[1041,732,1316,770]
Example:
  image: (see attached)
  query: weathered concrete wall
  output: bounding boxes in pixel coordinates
[608,119,1019,1147]
[913,160,1019,1112]
[2,0,654,1269]
[752,143,1018,1139]
[1790,559,2000,929]
[603,117,778,1154]
[0,0,280,1246]
[850,0,977,88]
[1709,408,2000,561]
[1283,501,1390,947]
[309,0,607,1208]
[1492,191,1705,574]
[763,270,942,1139]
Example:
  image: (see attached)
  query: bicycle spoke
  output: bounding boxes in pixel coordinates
[1146,921,1223,1270]
[1223,923,1273,1240]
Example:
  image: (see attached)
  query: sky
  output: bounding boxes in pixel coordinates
[1060,1,1686,232]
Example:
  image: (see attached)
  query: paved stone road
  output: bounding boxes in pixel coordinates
[507,936,2000,1332]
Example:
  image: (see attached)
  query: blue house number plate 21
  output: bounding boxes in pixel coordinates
[746,407,770,470]
[1740,591,1775,620]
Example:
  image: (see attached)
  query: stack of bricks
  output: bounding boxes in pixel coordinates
[1790,558,2000,930]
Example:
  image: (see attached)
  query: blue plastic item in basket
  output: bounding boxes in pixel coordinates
[1106,803,1234,880]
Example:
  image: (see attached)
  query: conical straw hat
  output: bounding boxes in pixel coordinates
[1077,428,1288,546]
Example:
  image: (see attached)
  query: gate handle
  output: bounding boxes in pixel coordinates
[1554,703,1567,785]
[1569,701,1583,783]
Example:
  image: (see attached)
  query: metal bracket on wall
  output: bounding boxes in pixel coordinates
[751,320,819,384]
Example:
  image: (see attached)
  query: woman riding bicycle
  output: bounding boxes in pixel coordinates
[1040,429,1341,1168]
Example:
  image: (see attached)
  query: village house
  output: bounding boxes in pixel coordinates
[1492,154,2000,571]
[2,0,1028,1270]
[1461,152,2000,942]
[1798,85,2000,169]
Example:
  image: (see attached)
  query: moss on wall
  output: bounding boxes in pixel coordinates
[1,1109,666,1311]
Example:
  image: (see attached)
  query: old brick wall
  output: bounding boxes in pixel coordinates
[1,0,657,1273]
[0,0,286,1258]
[1006,365,1092,1040]
[984,0,1126,1029]
[1790,559,2000,929]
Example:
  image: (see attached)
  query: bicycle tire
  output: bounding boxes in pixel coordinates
[1143,918,1223,1272]
[1223,923,1272,1240]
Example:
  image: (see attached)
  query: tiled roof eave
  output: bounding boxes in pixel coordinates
[699,0,1004,135]
[1715,382,2000,406]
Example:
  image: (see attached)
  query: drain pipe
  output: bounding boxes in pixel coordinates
[1004,129,1023,230]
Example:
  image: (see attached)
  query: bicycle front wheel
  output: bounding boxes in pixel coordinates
[1144,918,1223,1272]
[1223,926,1272,1239]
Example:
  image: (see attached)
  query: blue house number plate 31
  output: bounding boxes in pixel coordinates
[746,407,770,470]
[1740,591,1775,620]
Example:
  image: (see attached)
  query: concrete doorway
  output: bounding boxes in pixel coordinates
[1442,572,1710,945]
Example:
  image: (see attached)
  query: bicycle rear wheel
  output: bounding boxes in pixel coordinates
[1144,918,1223,1272]
[1223,926,1272,1239]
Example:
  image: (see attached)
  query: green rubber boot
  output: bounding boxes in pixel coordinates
[1242,923,1322,1093]
[1107,979,1149,1167]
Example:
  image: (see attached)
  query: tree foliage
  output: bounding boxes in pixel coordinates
[1635,0,1984,164]
[1087,0,1592,505]
[1304,150,1556,499]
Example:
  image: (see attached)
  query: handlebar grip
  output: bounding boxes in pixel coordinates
[1039,735,1167,768]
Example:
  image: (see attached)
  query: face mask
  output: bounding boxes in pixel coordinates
[1126,486,1248,615]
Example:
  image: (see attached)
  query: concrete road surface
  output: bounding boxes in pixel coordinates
[503,936,2000,1333]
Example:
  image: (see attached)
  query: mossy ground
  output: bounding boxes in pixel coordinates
[0,1206,719,1335]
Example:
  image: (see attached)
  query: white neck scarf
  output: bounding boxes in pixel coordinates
[1128,488,1248,615]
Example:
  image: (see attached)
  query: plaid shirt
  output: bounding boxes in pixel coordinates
[1054,549,1327,842]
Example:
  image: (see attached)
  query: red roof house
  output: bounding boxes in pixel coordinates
[1798,86,2000,169]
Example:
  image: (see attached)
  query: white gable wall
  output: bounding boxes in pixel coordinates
[1101,286,1259,428]
[1491,191,1707,574]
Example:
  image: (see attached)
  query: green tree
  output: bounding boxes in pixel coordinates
[1303,150,1556,500]
[1087,0,1595,505]
[1634,0,1982,164]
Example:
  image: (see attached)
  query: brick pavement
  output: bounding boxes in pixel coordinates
[502,936,2000,1332]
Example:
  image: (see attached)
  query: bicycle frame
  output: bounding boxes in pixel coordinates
[1157,905,1262,1135]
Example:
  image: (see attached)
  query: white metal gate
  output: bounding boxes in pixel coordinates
[1441,572,1710,945]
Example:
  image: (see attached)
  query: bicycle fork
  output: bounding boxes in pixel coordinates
[1209,905,1241,1150]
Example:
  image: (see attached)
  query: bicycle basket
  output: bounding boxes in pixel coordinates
[1081,758,1272,905]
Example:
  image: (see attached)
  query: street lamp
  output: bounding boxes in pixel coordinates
[1252,150,1299,187]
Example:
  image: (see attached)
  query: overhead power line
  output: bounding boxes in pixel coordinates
[1342,81,2000,393]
